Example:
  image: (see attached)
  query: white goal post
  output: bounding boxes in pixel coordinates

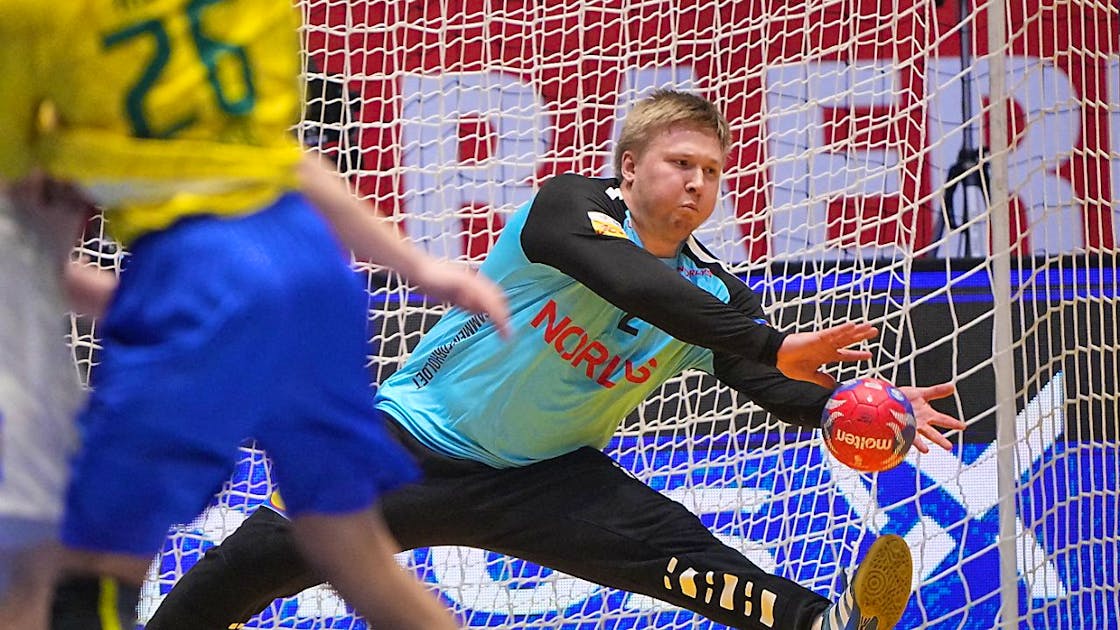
[70,0,1120,628]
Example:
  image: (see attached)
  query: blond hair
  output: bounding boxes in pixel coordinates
[612,89,731,177]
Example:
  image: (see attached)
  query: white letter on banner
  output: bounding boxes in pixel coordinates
[764,62,902,260]
[603,66,744,263]
[927,57,1080,256]
[399,73,549,259]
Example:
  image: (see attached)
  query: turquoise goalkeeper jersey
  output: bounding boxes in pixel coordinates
[377,174,831,468]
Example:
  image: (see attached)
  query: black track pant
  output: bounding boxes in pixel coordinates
[146,422,831,630]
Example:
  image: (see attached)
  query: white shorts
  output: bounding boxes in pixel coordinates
[0,198,82,556]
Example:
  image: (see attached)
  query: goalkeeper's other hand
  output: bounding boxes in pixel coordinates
[776,322,878,388]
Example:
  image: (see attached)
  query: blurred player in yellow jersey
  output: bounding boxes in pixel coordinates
[0,1,510,628]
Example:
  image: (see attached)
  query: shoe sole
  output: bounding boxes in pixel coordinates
[852,534,913,629]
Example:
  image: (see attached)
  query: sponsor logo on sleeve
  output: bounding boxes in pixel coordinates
[587,211,627,239]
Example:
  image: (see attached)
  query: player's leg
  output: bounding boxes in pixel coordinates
[144,506,319,630]
[290,507,455,630]
[411,446,912,630]
[379,443,833,630]
[0,541,60,630]
[254,194,455,630]
[815,534,912,630]
[0,198,84,630]
[51,206,299,629]
[148,424,829,630]
[145,502,459,630]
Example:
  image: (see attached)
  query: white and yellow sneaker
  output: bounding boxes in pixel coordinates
[818,534,913,630]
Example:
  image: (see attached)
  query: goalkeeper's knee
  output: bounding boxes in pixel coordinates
[51,575,140,630]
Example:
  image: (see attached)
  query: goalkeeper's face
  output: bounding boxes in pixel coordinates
[621,124,723,256]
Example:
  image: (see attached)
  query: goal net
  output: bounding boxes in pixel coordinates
[72,0,1120,628]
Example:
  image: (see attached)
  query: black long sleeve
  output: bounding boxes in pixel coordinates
[706,278,831,427]
[711,354,831,428]
[519,174,787,365]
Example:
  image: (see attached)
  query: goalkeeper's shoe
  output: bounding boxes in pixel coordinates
[817,534,913,630]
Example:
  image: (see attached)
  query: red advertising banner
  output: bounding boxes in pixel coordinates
[305,0,1120,261]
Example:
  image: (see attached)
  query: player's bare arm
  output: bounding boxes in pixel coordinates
[63,261,117,318]
[298,154,510,337]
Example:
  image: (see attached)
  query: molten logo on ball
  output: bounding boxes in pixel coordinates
[821,378,916,472]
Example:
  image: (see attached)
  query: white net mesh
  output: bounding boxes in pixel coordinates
[61,0,1116,627]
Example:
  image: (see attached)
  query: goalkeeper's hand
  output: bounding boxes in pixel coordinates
[899,383,967,453]
[775,322,878,388]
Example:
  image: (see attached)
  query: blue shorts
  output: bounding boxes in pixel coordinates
[61,193,419,556]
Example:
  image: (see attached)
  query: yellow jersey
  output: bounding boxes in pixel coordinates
[0,0,304,244]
